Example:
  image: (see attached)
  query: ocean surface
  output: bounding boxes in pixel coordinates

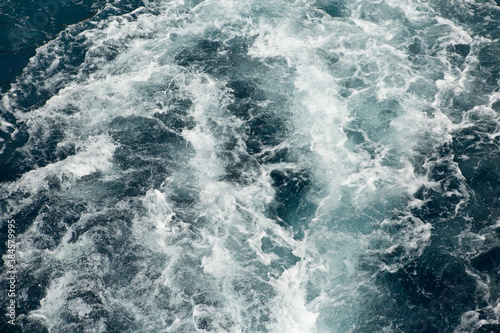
[1,0,499,332]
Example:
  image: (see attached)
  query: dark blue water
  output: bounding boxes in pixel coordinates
[1,0,499,332]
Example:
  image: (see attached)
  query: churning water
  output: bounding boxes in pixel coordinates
[1,0,500,332]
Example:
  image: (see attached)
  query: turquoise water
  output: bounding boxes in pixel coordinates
[1,0,500,332]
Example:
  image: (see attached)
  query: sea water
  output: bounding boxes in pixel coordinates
[1,0,499,332]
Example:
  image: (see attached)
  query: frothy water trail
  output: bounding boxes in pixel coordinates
[1,0,500,332]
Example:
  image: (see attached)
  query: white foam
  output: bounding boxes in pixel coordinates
[6,134,116,195]
[269,259,319,333]
[3,0,496,332]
